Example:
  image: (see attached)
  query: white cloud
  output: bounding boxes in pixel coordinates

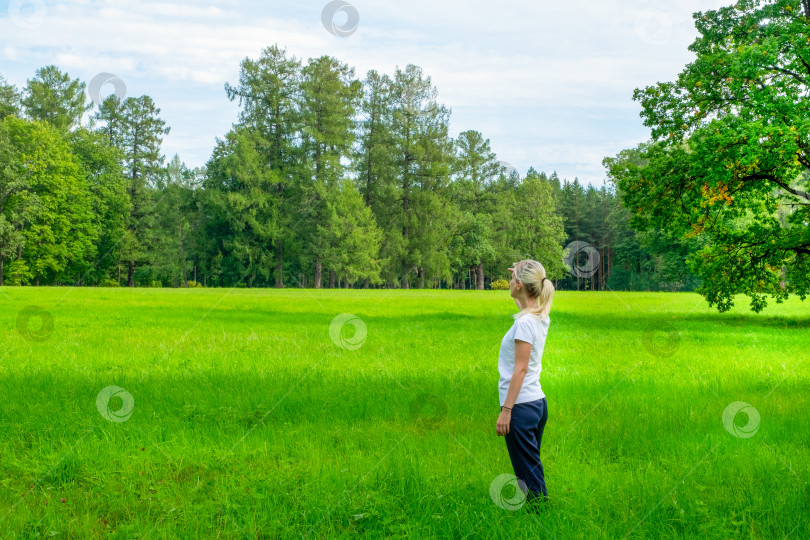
[0,0,731,185]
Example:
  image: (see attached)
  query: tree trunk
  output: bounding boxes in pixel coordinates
[419,267,426,289]
[180,222,187,287]
[599,247,604,290]
[0,255,4,286]
[329,269,336,288]
[315,260,323,289]
[363,277,370,289]
[128,262,135,287]
[780,265,787,289]
[275,239,284,288]
[476,262,484,290]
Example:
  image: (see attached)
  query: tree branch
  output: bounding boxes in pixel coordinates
[766,65,809,85]
[797,54,810,79]
[734,173,810,202]
[768,177,810,202]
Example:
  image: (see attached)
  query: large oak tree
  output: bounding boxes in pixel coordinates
[606,0,810,312]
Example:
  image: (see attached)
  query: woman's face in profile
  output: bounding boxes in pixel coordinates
[508,266,525,309]
[508,266,520,297]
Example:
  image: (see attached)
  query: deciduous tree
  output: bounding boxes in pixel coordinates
[607,0,810,312]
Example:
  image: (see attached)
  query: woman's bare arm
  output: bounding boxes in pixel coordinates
[496,340,532,436]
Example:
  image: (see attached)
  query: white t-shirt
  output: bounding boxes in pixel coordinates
[498,313,549,407]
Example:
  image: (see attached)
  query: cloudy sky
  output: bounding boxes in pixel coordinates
[1,0,730,186]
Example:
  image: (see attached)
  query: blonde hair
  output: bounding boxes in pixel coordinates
[512,259,554,321]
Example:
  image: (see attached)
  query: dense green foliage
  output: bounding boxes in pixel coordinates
[0,55,702,296]
[1,288,807,537]
[607,0,810,312]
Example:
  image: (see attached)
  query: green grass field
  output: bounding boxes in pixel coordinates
[1,287,808,539]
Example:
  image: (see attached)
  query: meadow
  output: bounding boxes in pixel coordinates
[0,286,808,539]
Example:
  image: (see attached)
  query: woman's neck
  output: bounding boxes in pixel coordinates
[519,297,539,310]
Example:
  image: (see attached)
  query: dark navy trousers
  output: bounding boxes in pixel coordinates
[503,397,548,501]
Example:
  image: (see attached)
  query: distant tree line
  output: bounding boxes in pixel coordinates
[0,46,702,291]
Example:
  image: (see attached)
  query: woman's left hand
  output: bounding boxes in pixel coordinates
[496,409,511,436]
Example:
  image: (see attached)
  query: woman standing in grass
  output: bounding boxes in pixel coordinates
[496,259,554,506]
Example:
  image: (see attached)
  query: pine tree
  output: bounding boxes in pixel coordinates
[389,64,453,288]
[299,55,362,288]
[451,130,502,288]
[225,45,302,287]
[204,127,283,287]
[99,96,170,286]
